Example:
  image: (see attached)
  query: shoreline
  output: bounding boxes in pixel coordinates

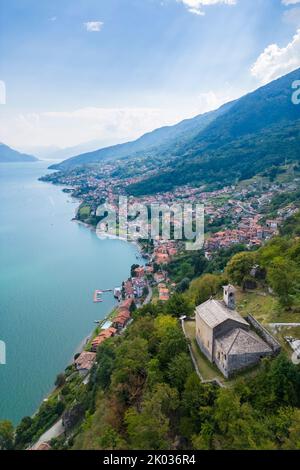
[73,218,147,258]
[33,193,144,417]
[30,178,148,420]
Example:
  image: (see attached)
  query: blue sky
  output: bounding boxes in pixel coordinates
[0,0,300,150]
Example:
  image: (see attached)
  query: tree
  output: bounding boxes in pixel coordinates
[259,237,291,266]
[192,252,208,277]
[97,426,127,450]
[194,274,221,306]
[55,373,66,388]
[125,406,170,450]
[167,353,193,393]
[182,375,217,422]
[146,358,164,389]
[176,261,194,282]
[211,389,276,450]
[282,409,300,450]
[128,316,155,341]
[94,342,116,390]
[165,293,193,318]
[267,256,298,308]
[130,264,140,277]
[111,338,149,405]
[144,383,179,417]
[125,384,178,450]
[156,323,188,368]
[176,278,190,293]
[192,422,214,450]
[226,251,256,289]
[15,416,34,448]
[0,420,14,450]
[154,315,178,338]
[263,355,300,409]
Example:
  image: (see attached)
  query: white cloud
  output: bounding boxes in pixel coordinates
[251,29,300,84]
[84,21,103,32]
[0,107,195,149]
[282,0,300,5]
[197,85,243,112]
[283,7,300,25]
[178,0,237,16]
[0,84,246,149]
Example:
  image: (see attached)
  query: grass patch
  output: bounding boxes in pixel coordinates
[235,290,279,324]
[78,205,92,221]
[236,289,300,324]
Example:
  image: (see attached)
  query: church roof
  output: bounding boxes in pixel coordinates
[215,328,272,356]
[195,299,249,329]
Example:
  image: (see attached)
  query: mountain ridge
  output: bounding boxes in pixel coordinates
[0,143,38,163]
[128,67,300,195]
[49,100,235,171]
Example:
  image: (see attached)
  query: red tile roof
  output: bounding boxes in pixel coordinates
[75,351,96,371]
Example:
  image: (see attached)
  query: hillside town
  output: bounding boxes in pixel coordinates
[42,163,299,257]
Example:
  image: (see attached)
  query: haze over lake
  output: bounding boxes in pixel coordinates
[0,161,139,424]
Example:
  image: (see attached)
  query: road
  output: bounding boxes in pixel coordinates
[143,285,153,305]
[31,419,64,449]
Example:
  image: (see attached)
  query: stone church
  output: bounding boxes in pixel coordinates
[195,285,272,378]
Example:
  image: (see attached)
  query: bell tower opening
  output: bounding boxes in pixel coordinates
[223,285,236,310]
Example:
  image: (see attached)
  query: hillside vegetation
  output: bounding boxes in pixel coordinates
[50,102,233,171]
[128,68,300,195]
[50,69,300,192]
[2,212,299,450]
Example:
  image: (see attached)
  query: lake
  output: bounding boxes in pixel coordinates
[0,161,140,424]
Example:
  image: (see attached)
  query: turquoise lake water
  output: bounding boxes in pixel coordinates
[0,161,140,424]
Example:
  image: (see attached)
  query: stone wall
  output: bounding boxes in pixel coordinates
[246,314,281,354]
[196,313,213,361]
[227,350,272,378]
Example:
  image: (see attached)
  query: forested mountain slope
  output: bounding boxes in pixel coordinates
[128,68,300,195]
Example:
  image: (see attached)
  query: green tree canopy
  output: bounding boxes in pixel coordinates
[226,251,257,288]
[0,420,14,450]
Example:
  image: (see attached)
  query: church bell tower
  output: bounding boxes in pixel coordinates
[223,285,236,310]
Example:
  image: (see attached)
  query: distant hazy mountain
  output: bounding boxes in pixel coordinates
[49,102,234,171]
[18,145,61,160]
[0,143,38,163]
[22,138,127,162]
